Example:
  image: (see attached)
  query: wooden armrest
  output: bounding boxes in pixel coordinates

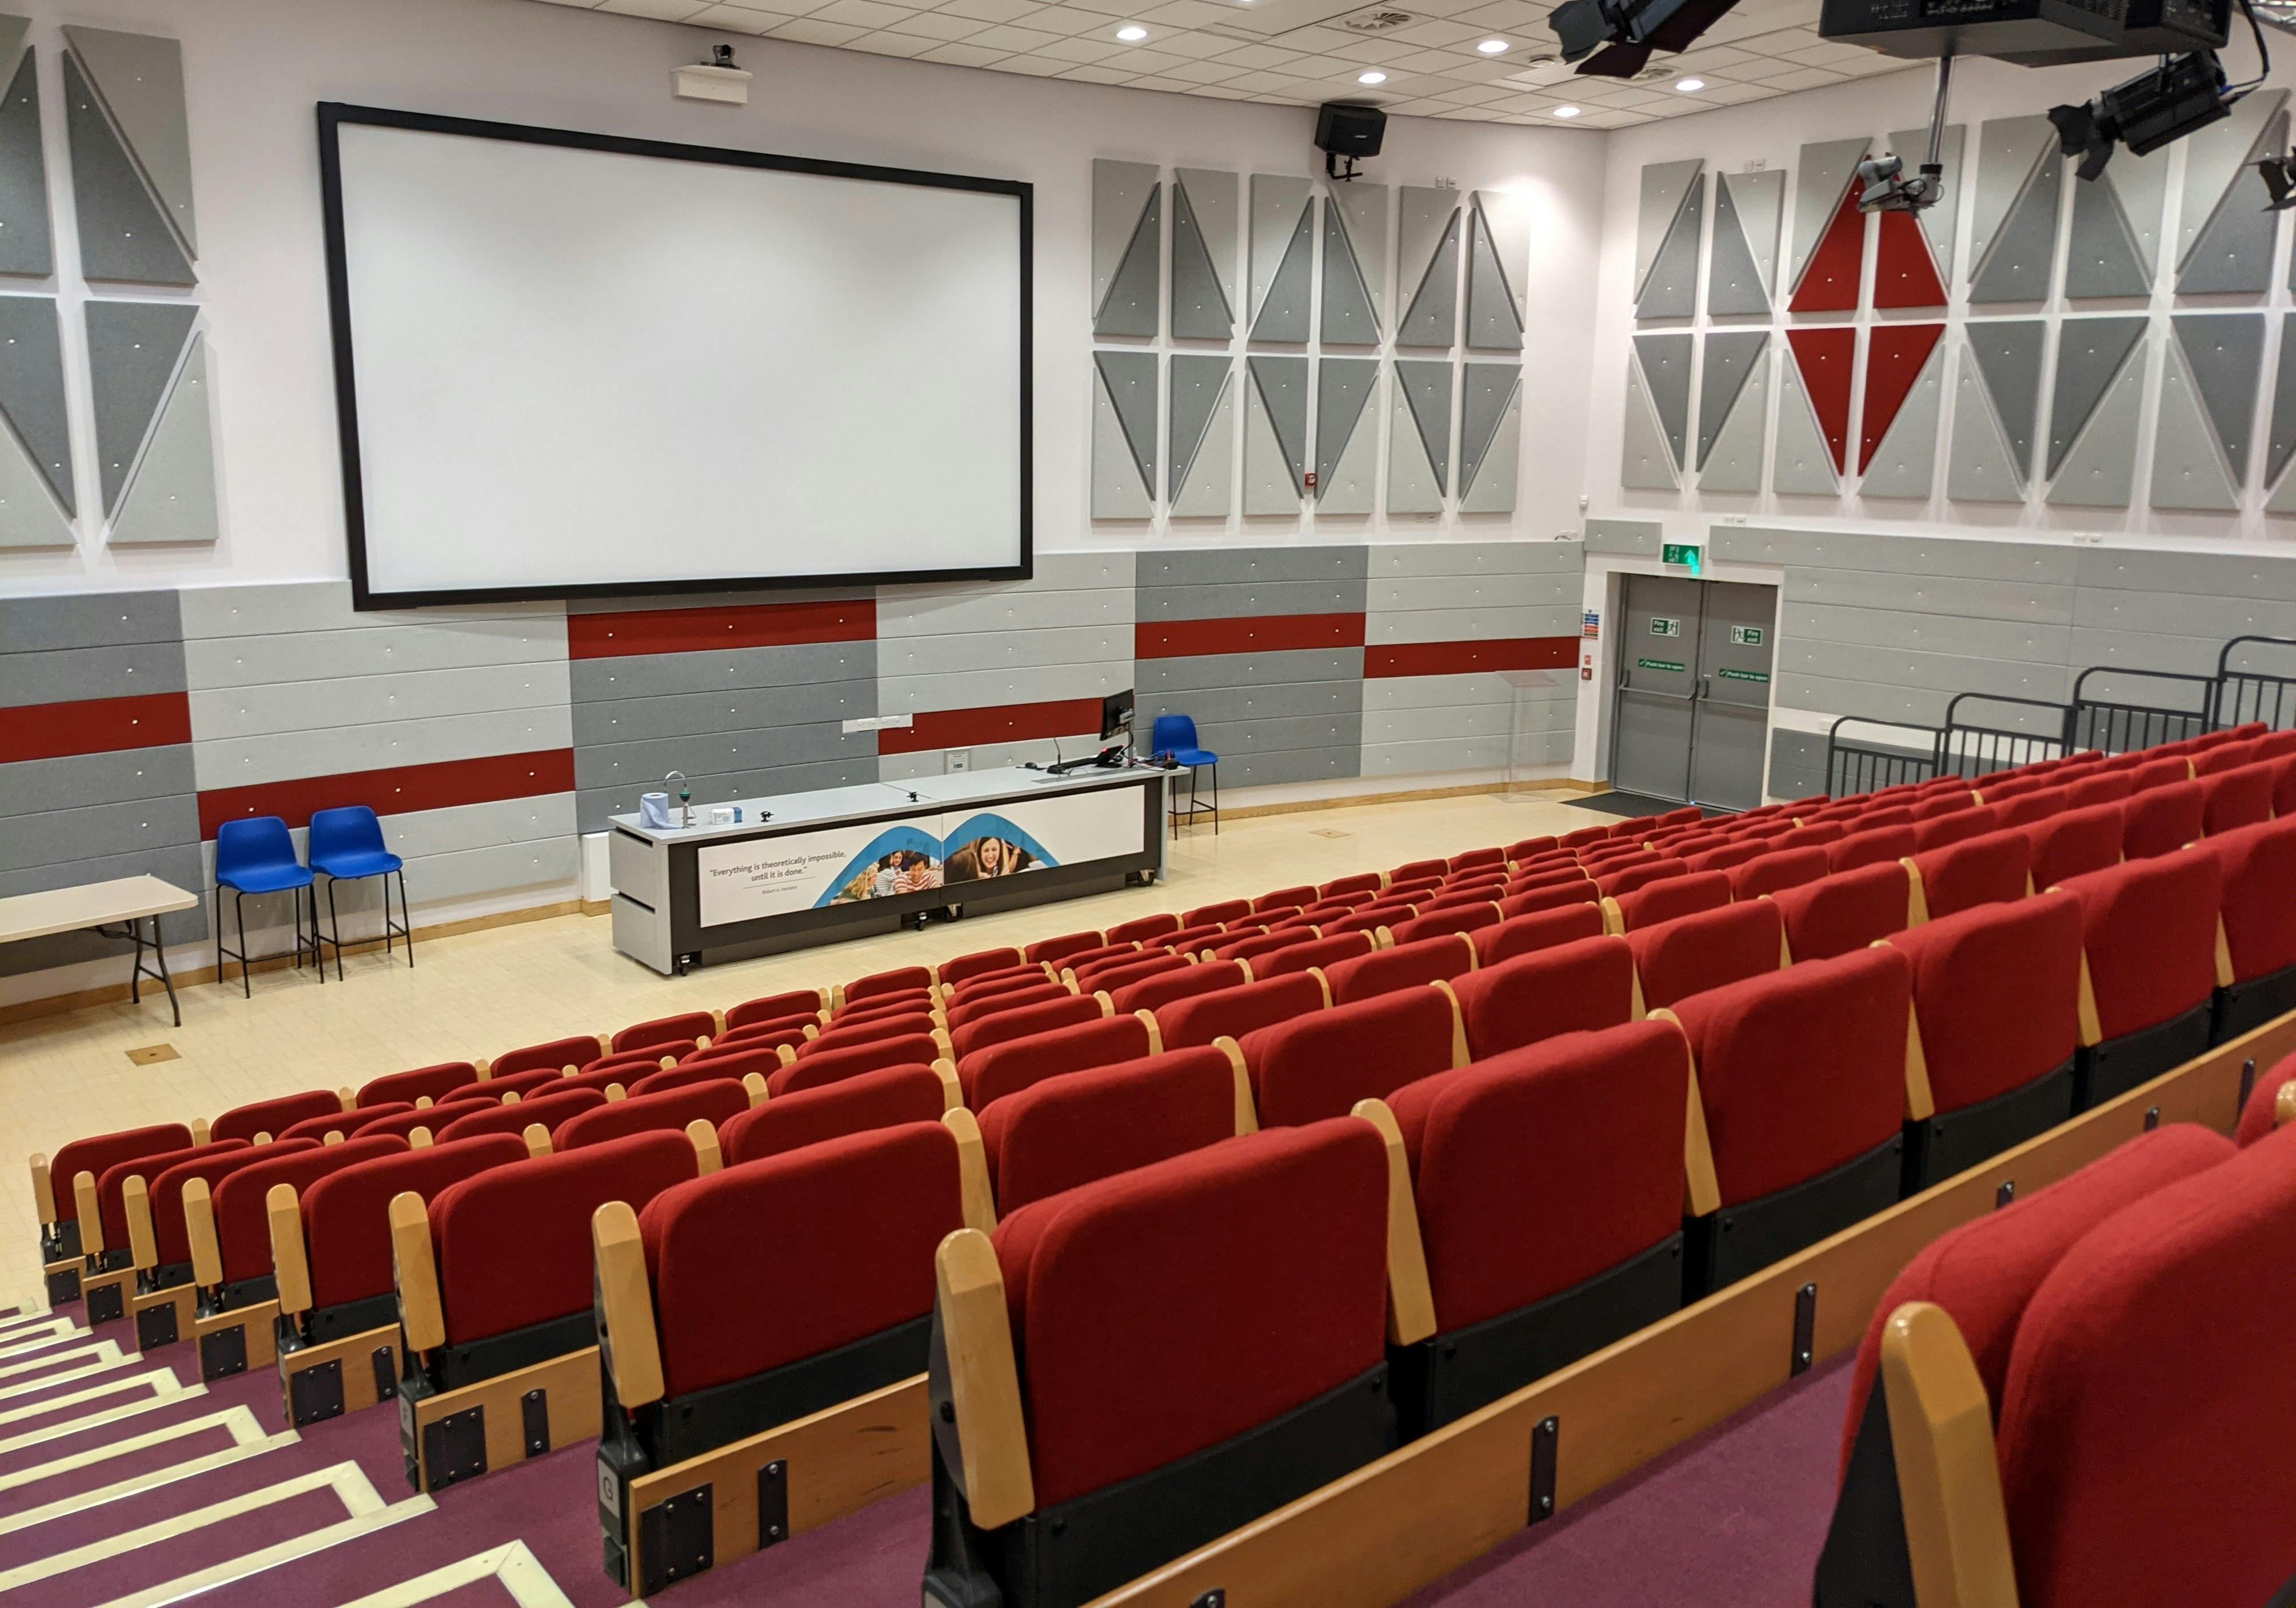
[185,1178,221,1289]
[1352,1098,1435,1347]
[522,1123,552,1159]
[936,1229,1034,1529]
[1307,966,1333,1008]
[336,1086,356,1112]
[73,1170,102,1257]
[1429,979,1468,1069]
[30,1154,53,1227]
[685,1118,721,1175]
[409,1126,434,1149]
[190,1118,210,1146]
[1878,1302,2018,1606]
[1373,926,1395,951]
[943,1108,997,1234]
[2278,1080,2296,1130]
[933,1027,954,1059]
[933,1058,963,1113]
[593,1200,664,1410]
[1213,1036,1259,1135]
[1900,859,1932,926]
[1600,895,1625,937]
[2074,953,2102,1048]
[1135,1009,1164,1057]
[1649,1010,1721,1217]
[2216,917,2237,990]
[741,1072,768,1108]
[123,1176,158,1273]
[269,1183,312,1317]
[605,1083,626,1103]
[390,1190,445,1354]
[1092,990,1114,1018]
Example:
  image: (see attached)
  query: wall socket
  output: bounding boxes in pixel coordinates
[945,750,971,772]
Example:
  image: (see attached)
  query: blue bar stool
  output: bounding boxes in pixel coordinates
[213,816,321,996]
[1151,713,1220,835]
[309,805,412,981]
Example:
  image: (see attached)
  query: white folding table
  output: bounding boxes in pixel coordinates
[0,875,200,1025]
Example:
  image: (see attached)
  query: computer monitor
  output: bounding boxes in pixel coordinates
[1100,688,1135,743]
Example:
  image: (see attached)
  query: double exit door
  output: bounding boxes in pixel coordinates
[1610,575,1778,812]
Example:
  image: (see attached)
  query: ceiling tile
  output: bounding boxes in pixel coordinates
[917,37,1012,59]
[810,0,917,26]
[931,0,1040,20]
[596,0,712,18]
[768,15,871,40]
[1032,32,1124,57]
[685,4,795,30]
[849,29,941,51]
[888,8,991,35]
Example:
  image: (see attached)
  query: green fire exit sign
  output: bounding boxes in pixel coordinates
[1662,542,1702,572]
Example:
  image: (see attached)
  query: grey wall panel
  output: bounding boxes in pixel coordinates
[877,627,1120,681]
[1362,671,1576,713]
[1783,599,2070,664]
[1243,354,1306,510]
[1368,571,1577,612]
[570,641,869,704]
[1696,331,1767,471]
[1858,339,1943,501]
[1320,193,1381,347]
[563,585,865,617]
[1176,748,1357,791]
[61,26,195,257]
[329,794,573,862]
[0,639,186,706]
[1711,526,2078,584]
[1635,171,1701,321]
[576,723,876,794]
[2175,90,2286,293]
[2079,545,2296,602]
[2150,338,2239,511]
[61,53,193,287]
[2063,627,2229,678]
[193,706,576,791]
[1699,346,1768,494]
[1466,195,1526,348]
[0,48,51,279]
[181,580,559,637]
[109,334,217,544]
[1361,696,1574,744]
[1140,544,1367,589]
[881,735,1098,783]
[1584,518,1661,557]
[2047,339,2146,507]
[0,398,69,547]
[1091,159,1159,338]
[179,621,557,697]
[0,587,179,650]
[1968,145,2057,303]
[880,662,1131,714]
[1888,123,1962,281]
[1367,604,1579,643]
[2267,313,2296,494]
[1387,387,1442,513]
[1772,351,1838,496]
[0,293,66,513]
[1140,677,1359,726]
[1168,353,1232,514]
[1137,646,1363,694]
[1372,542,1582,578]
[1315,357,1378,509]
[1171,167,1236,340]
[1775,673,1976,728]
[1632,333,1692,475]
[1394,358,1452,494]
[2046,318,2146,478]
[1707,169,1779,316]
[1782,637,2072,703]
[2073,585,2296,640]
[1635,159,1701,306]
[1248,174,1312,342]
[1790,141,1867,293]
[1363,729,1572,778]
[1967,117,2053,288]
[1948,356,2026,505]
[572,678,873,747]
[0,745,193,817]
[1397,207,1459,349]
[2172,313,2264,482]
[884,586,1133,638]
[579,759,876,834]
[2063,165,2152,298]
[1785,568,2074,625]
[194,662,568,741]
[84,300,196,515]
[1767,729,1829,800]
[1091,350,1156,517]
[1328,181,1387,333]
[0,791,199,875]
[1458,363,1520,513]
[1137,577,1369,619]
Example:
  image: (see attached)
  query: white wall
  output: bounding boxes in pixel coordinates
[0,0,1610,598]
[1583,40,2296,551]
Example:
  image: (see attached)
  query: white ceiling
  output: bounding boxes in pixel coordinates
[533,0,1915,127]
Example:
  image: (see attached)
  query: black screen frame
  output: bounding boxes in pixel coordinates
[317,102,1034,611]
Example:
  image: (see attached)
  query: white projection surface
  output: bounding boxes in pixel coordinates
[328,117,1027,603]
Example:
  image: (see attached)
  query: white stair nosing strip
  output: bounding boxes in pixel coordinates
[0,1355,146,1402]
[327,1542,578,1608]
[0,1322,85,1355]
[94,1493,436,1608]
[0,1339,127,1381]
[0,1367,186,1428]
[0,1430,298,1537]
[0,1381,206,1457]
[0,1406,267,1497]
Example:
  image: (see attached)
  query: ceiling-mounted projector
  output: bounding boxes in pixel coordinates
[1816,0,2229,64]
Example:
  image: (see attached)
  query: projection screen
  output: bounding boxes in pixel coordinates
[318,105,1031,608]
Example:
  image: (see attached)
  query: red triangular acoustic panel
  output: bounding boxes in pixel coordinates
[1787,326,1857,474]
[1790,179,1866,312]
[1872,209,1947,309]
[1860,322,1944,468]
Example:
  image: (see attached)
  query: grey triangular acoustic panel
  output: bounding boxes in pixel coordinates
[1329,183,1385,330]
[1249,174,1312,342]
[2266,313,2296,495]
[1169,173,1234,340]
[2047,338,2146,507]
[1243,373,1292,515]
[62,26,195,257]
[1698,344,1767,495]
[2172,313,2263,483]
[110,333,215,544]
[0,17,24,78]
[1465,197,1525,350]
[2150,339,2238,511]
[86,298,196,516]
[1169,355,1233,519]
[2272,461,2296,514]
[1969,145,2059,304]
[0,295,73,513]
[1632,332,1691,478]
[1772,353,1839,496]
[1707,171,1777,317]
[1696,330,1766,470]
[1965,319,2045,488]
[1620,354,1676,491]
[1968,117,2053,278]
[1888,123,1963,282]
[1859,339,1944,501]
[1473,191,1530,314]
[1091,350,1156,518]
[1948,352,2026,503]
[1460,366,1519,514]
[2064,169,2151,299]
[0,50,51,278]
[1092,159,1158,337]
[1397,203,1459,349]
[2178,89,2287,293]
[2047,318,2146,480]
[63,53,194,287]
[1320,203,1379,347]
[1244,354,1307,510]
[1394,358,1452,498]
[1636,173,1702,321]
[0,397,71,547]
[1790,141,1867,294]
[1636,159,1701,302]
[1317,358,1379,513]
[1387,369,1444,514]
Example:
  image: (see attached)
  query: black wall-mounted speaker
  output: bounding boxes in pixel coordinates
[1314,102,1387,160]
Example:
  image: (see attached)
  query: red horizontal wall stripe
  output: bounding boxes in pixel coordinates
[1136,613,1365,659]
[568,599,876,660]
[878,698,1104,755]
[0,693,190,764]
[197,749,576,838]
[1364,637,1578,678]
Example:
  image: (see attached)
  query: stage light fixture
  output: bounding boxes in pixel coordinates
[1550,0,1743,78]
[2049,50,2236,180]
[2259,149,2296,209]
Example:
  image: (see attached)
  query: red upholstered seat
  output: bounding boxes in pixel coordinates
[431,1130,698,1347]
[2125,755,2193,793]
[2197,761,2274,834]
[1183,898,1253,927]
[1323,933,1477,1005]
[1256,931,1375,978]
[352,1109,464,1143]
[642,1123,961,1398]
[991,1122,1388,1509]
[1315,872,1383,899]
[1212,929,1320,969]
[1559,825,1611,849]
[1251,885,1317,914]
[1025,930,1105,966]
[1447,848,1507,875]
[2274,752,2296,816]
[1156,971,1325,1049]
[450,1069,582,1106]
[2021,801,2124,889]
[1502,838,1560,865]
[1776,822,1847,853]
[612,1012,717,1054]
[1389,1021,1687,1335]
[1106,913,1183,946]
[436,1088,606,1145]
[768,1034,943,1099]
[1507,866,1592,897]
[1666,947,1910,1210]
[2062,769,2134,809]
[1992,1126,2296,1607]
[490,1034,608,1078]
[581,1044,693,1079]
[302,1135,529,1314]
[1854,806,1916,831]
[2057,854,2221,1041]
[979,1048,1236,1213]
[1729,846,1830,899]
[1911,790,1976,820]
[1451,935,1637,1059]
[959,1012,1157,1112]
[1388,859,1451,886]
[147,1140,320,1270]
[91,1141,243,1254]
[1912,807,1999,853]
[1684,840,1768,873]
[941,947,1024,986]
[714,1023,812,1057]
[2202,817,2296,990]
[949,965,1054,1004]
[1388,902,1502,947]
[834,987,935,1022]
[1236,987,1459,1127]
[724,990,824,1031]
[1073,951,1189,995]
[1113,959,1248,1015]
[2123,784,2203,861]
[845,965,934,1005]
[633,1057,769,1098]
[1321,907,1402,940]
[1496,881,1599,919]
[1627,901,1783,1011]
[1482,902,1607,967]
[278,1103,414,1145]
[721,1065,948,1165]
[802,1011,937,1056]
[2235,1053,2296,1146]
[1911,827,2032,921]
[213,1091,345,1146]
[2193,736,2269,775]
[1988,786,2069,829]
[1828,825,1917,874]
[1611,870,1731,933]
[357,1063,479,1108]
[949,994,1106,1062]
[210,1135,406,1286]
[1891,894,2082,1117]
[1048,942,1141,977]
[557,1081,747,1151]
[47,1123,192,1234]
[1593,858,1686,899]
[943,983,1064,1031]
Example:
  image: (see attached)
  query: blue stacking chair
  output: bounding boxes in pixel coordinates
[1151,712,1220,835]
[213,816,321,997]
[308,806,412,980]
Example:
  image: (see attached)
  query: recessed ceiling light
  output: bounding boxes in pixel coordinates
[1477,37,1510,52]
[1358,70,1388,83]
[1115,23,1148,39]
[1552,104,1581,117]
[1675,77,1705,90]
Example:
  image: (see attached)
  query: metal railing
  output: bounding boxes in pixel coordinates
[2213,635,2296,731]
[2067,665,2217,754]
[1824,714,1941,796]
[1938,693,2071,778]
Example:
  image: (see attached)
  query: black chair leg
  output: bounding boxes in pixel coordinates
[212,885,222,991]
[234,891,250,998]
[325,877,345,982]
[398,870,414,967]
[1212,762,1220,835]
